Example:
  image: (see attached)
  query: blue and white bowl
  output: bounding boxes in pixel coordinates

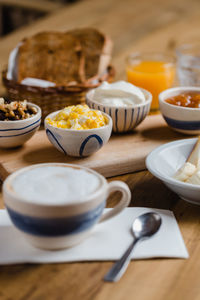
[44,110,112,157]
[86,87,152,133]
[0,102,41,148]
[3,163,131,249]
[159,87,200,135]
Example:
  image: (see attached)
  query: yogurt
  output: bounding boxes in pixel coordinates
[93,81,146,107]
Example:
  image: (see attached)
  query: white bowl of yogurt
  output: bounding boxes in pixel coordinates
[86,81,152,133]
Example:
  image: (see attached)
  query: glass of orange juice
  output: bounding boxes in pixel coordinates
[126,52,175,112]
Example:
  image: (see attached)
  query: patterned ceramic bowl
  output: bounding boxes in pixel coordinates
[159,87,200,135]
[86,87,152,133]
[0,102,41,148]
[44,110,112,157]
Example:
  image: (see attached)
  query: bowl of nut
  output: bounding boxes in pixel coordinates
[0,98,41,148]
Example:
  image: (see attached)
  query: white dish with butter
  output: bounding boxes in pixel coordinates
[146,138,200,205]
[86,81,152,133]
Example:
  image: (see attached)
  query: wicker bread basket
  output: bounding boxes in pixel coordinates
[2,66,114,121]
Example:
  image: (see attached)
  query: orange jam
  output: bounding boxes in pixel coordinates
[165,92,200,108]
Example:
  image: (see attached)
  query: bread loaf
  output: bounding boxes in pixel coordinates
[68,28,112,80]
[17,28,112,86]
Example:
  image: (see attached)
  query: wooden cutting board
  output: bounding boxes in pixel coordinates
[0,115,187,180]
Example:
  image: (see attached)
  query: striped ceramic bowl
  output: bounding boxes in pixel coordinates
[159,87,200,135]
[0,102,41,148]
[86,87,152,133]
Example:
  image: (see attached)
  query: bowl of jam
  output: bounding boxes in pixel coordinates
[159,87,200,135]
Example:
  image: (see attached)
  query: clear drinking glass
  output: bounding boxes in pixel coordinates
[176,43,200,86]
[126,52,175,112]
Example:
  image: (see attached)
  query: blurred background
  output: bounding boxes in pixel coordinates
[0,0,78,36]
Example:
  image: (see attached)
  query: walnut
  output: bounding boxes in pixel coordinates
[0,98,37,121]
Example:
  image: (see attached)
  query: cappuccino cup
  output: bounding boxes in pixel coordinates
[3,163,131,250]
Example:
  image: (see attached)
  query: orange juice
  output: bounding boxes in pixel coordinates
[126,60,175,111]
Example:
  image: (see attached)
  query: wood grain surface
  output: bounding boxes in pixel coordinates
[0,115,185,180]
[1,0,200,300]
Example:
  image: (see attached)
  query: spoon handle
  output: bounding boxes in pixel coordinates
[104,238,138,282]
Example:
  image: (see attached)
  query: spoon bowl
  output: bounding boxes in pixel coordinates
[132,212,162,239]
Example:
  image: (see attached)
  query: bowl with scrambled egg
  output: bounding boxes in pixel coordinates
[44,105,112,157]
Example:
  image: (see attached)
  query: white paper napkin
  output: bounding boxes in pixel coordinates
[20,78,56,87]
[0,207,188,265]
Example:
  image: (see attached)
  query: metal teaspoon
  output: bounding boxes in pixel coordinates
[104,212,162,282]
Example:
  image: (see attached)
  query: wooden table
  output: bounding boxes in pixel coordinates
[1,0,200,299]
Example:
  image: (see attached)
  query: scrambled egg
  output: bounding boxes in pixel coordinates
[47,105,108,130]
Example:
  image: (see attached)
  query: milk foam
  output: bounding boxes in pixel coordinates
[11,166,101,204]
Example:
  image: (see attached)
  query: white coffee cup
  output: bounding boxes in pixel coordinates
[3,163,131,250]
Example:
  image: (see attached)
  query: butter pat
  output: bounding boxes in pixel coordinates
[174,162,196,182]
[187,136,200,169]
[93,81,145,107]
[186,170,200,185]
